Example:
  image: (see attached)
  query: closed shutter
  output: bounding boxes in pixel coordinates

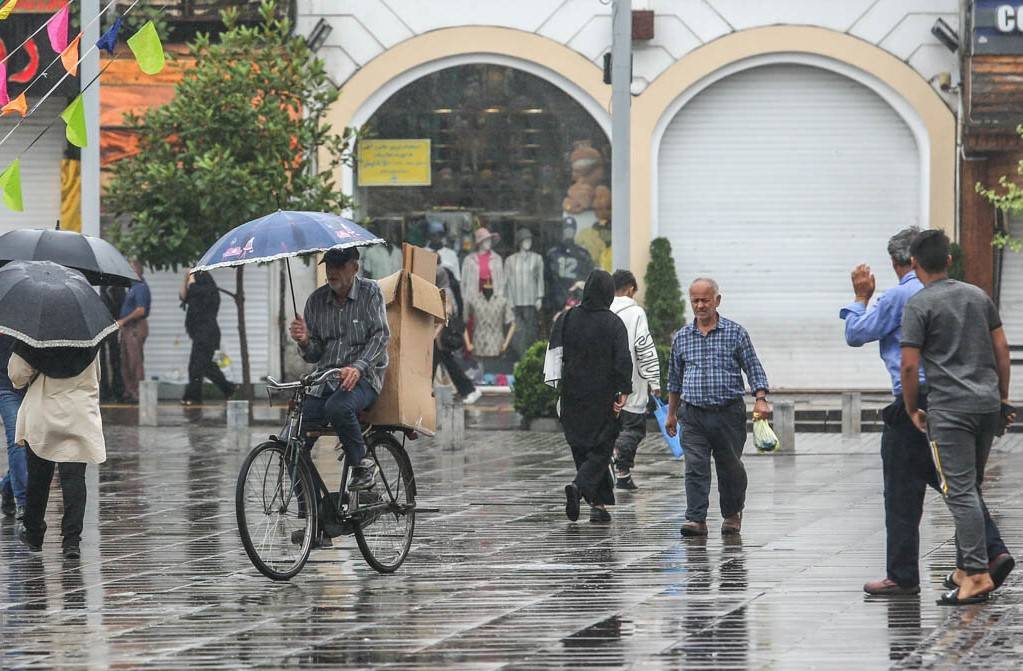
[0,97,65,231]
[143,266,275,384]
[1000,216,1023,400]
[657,64,921,390]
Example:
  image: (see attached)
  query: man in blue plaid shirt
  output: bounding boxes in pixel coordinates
[665,278,770,537]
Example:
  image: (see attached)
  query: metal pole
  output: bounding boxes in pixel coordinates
[610,0,632,271]
[81,0,101,237]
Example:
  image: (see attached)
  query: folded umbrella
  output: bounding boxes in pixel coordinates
[0,228,137,287]
[0,261,118,348]
[191,210,384,315]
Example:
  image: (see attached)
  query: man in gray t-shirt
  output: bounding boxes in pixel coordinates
[899,230,1015,606]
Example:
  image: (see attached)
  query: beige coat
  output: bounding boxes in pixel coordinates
[9,353,106,464]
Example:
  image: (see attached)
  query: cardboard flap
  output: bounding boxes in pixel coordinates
[409,273,446,319]
[376,271,402,305]
[403,243,438,281]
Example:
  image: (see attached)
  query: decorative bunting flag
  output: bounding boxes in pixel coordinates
[47,3,70,54]
[0,63,8,107]
[61,94,87,147]
[0,0,17,21]
[1,92,26,117]
[96,17,123,55]
[0,160,23,212]
[127,21,165,75]
[61,33,82,76]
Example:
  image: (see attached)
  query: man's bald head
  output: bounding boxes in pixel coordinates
[688,277,721,325]
[690,277,720,297]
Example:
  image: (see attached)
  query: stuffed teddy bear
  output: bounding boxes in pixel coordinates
[562,181,595,214]
[569,140,604,187]
[593,185,611,222]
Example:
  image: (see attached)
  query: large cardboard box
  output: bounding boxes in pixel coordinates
[365,244,446,435]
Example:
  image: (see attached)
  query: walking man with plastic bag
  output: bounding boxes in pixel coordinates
[610,270,661,490]
[900,230,1015,606]
[841,227,1012,597]
[665,278,770,537]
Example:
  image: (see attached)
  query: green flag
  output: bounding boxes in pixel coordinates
[127,21,165,75]
[0,159,23,212]
[61,95,87,148]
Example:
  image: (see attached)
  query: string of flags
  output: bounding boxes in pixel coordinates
[0,1,164,211]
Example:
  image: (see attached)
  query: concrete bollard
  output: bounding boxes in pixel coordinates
[139,380,158,426]
[435,386,464,449]
[226,400,250,430]
[841,391,862,437]
[774,401,796,453]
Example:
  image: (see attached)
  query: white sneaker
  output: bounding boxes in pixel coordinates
[463,389,482,405]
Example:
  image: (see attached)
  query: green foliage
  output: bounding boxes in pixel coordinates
[644,237,686,347]
[977,124,1023,254]
[512,341,559,420]
[949,242,965,281]
[106,0,356,270]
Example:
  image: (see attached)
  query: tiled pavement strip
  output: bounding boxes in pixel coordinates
[1,424,1023,670]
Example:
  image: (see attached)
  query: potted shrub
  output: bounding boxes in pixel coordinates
[512,340,561,431]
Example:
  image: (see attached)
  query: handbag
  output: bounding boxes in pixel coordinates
[439,314,465,352]
[653,396,683,459]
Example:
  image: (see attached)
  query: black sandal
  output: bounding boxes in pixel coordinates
[943,572,957,590]
[936,587,991,606]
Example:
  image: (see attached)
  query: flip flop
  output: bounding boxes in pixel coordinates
[936,587,991,606]
[943,572,957,590]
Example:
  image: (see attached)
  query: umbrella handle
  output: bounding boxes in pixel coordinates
[286,257,298,318]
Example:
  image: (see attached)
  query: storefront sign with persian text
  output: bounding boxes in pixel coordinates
[358,139,432,187]
[974,0,1023,54]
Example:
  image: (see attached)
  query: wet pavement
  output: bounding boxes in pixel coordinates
[2,425,1023,670]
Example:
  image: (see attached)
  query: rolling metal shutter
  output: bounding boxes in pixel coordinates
[0,98,65,232]
[657,64,921,390]
[143,265,275,385]
[999,216,1023,401]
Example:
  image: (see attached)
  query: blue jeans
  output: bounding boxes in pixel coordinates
[301,378,378,463]
[0,389,26,507]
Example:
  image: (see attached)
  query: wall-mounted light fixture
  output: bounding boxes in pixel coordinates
[306,18,333,52]
[931,18,960,53]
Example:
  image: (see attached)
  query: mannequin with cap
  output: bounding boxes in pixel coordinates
[461,227,505,305]
[505,227,544,357]
[544,217,593,312]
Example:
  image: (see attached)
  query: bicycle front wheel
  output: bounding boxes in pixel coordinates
[236,441,315,581]
[353,431,416,573]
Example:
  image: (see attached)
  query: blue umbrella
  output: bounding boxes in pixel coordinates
[191,210,384,314]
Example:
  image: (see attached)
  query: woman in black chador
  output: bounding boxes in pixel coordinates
[180,270,236,405]
[548,270,632,523]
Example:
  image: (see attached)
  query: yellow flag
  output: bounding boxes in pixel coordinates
[127,21,165,75]
[0,160,23,212]
[61,94,87,148]
[0,0,18,21]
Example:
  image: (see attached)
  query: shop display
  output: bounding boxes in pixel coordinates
[465,280,516,374]
[544,217,594,312]
[505,227,544,357]
[461,227,505,302]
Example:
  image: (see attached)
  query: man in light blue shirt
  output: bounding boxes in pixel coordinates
[840,228,1011,596]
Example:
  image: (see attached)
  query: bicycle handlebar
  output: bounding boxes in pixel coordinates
[265,368,341,392]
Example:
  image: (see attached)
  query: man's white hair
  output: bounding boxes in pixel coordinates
[690,277,720,296]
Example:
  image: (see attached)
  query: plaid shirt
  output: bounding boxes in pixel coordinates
[667,315,769,407]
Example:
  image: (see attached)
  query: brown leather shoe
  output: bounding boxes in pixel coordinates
[680,521,708,537]
[721,512,742,534]
[863,578,920,596]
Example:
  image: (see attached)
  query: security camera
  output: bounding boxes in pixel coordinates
[931,18,960,53]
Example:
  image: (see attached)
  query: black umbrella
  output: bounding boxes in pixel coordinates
[0,229,137,287]
[0,261,118,348]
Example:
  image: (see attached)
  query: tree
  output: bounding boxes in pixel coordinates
[976,124,1023,253]
[106,0,355,400]
[643,237,686,348]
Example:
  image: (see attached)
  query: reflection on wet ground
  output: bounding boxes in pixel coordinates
[1,426,1022,669]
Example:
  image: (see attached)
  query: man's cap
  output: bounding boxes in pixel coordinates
[320,247,361,265]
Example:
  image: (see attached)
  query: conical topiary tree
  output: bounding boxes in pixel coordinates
[644,237,686,348]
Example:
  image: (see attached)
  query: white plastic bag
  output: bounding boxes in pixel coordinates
[753,414,779,453]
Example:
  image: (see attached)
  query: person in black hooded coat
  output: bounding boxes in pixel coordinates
[180,270,236,405]
[552,270,632,523]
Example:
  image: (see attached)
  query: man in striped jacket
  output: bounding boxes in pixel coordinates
[610,270,662,490]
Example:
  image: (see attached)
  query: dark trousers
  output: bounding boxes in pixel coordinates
[570,439,615,507]
[23,446,87,548]
[882,397,1007,586]
[183,334,233,402]
[433,347,476,398]
[99,333,123,402]
[613,410,647,471]
[301,378,378,463]
[680,399,747,522]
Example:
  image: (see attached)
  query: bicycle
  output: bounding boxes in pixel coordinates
[235,368,417,580]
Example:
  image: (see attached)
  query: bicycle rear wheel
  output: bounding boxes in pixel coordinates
[236,441,315,581]
[353,431,416,573]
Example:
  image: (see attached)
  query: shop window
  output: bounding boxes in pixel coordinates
[356,64,611,385]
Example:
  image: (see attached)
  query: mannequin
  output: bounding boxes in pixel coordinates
[544,217,594,312]
[461,227,505,304]
[464,280,515,375]
[361,223,403,279]
[504,227,544,358]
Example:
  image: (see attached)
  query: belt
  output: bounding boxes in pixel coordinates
[685,398,742,412]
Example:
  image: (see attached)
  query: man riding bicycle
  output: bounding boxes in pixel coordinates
[288,247,390,492]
